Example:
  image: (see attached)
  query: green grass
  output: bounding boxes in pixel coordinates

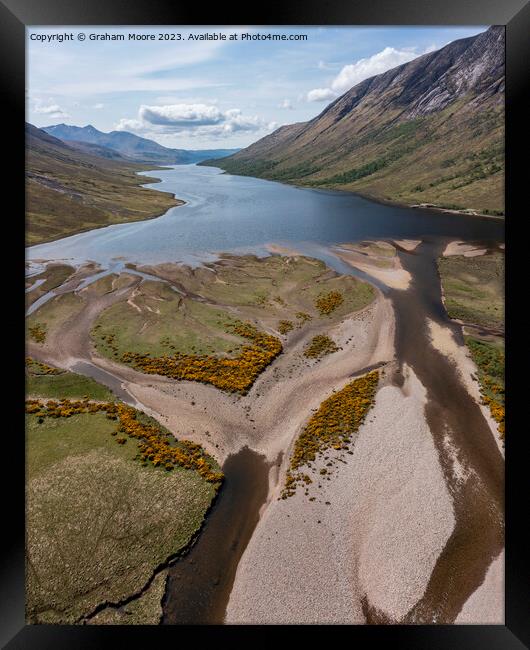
[437,252,504,330]
[92,282,244,360]
[298,275,375,318]
[87,570,168,625]
[91,255,375,368]
[26,292,84,343]
[26,370,115,401]
[26,410,216,624]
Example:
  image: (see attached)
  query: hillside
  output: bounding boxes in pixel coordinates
[26,123,180,245]
[201,26,504,215]
[43,123,239,165]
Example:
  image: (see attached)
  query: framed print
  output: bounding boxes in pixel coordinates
[2,0,529,646]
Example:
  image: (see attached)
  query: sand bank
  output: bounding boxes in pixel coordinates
[226,366,455,623]
[333,244,412,290]
[426,319,504,455]
[443,241,487,257]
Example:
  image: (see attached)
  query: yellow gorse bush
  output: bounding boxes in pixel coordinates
[28,323,47,344]
[25,398,224,484]
[122,321,282,394]
[25,356,63,375]
[315,290,344,316]
[278,320,294,335]
[281,370,379,498]
[303,335,339,358]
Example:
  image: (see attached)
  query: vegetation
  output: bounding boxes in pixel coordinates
[437,252,504,331]
[315,290,344,316]
[278,320,294,334]
[466,337,505,440]
[295,311,312,323]
[122,320,282,394]
[26,398,223,483]
[310,157,388,186]
[303,335,339,358]
[87,570,168,625]
[26,363,115,401]
[90,256,375,392]
[28,322,47,344]
[438,250,505,441]
[26,124,180,246]
[26,356,63,375]
[281,371,379,498]
[26,405,218,624]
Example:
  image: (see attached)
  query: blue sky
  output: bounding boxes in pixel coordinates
[27,25,488,149]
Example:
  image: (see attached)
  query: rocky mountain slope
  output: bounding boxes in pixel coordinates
[26,123,179,245]
[202,26,504,215]
[43,123,239,165]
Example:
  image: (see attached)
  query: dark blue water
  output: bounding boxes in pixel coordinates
[26,164,504,267]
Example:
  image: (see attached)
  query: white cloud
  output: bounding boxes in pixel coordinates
[306,44,435,105]
[306,87,337,102]
[115,103,274,139]
[279,98,293,109]
[114,118,144,132]
[93,103,104,109]
[330,46,421,93]
[139,103,224,127]
[33,100,70,119]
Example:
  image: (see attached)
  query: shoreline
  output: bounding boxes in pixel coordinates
[26,166,505,259]
[26,167,186,249]
[202,164,505,221]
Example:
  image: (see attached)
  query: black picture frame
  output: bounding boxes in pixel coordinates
[6,0,529,646]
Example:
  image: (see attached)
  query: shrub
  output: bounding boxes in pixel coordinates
[281,370,379,498]
[315,291,343,316]
[303,335,339,358]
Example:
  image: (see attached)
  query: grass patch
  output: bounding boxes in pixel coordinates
[87,570,168,625]
[437,252,504,330]
[26,264,75,293]
[92,282,241,360]
[26,368,115,401]
[26,412,216,623]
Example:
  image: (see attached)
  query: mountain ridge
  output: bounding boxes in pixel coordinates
[43,123,239,165]
[201,26,504,215]
[26,122,180,245]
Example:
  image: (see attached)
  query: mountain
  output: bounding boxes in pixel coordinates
[42,123,239,165]
[201,26,504,215]
[26,123,180,245]
[65,139,135,161]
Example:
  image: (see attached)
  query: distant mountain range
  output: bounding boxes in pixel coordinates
[42,123,239,165]
[26,123,180,245]
[202,26,504,215]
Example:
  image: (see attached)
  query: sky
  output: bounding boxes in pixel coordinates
[27,25,488,150]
